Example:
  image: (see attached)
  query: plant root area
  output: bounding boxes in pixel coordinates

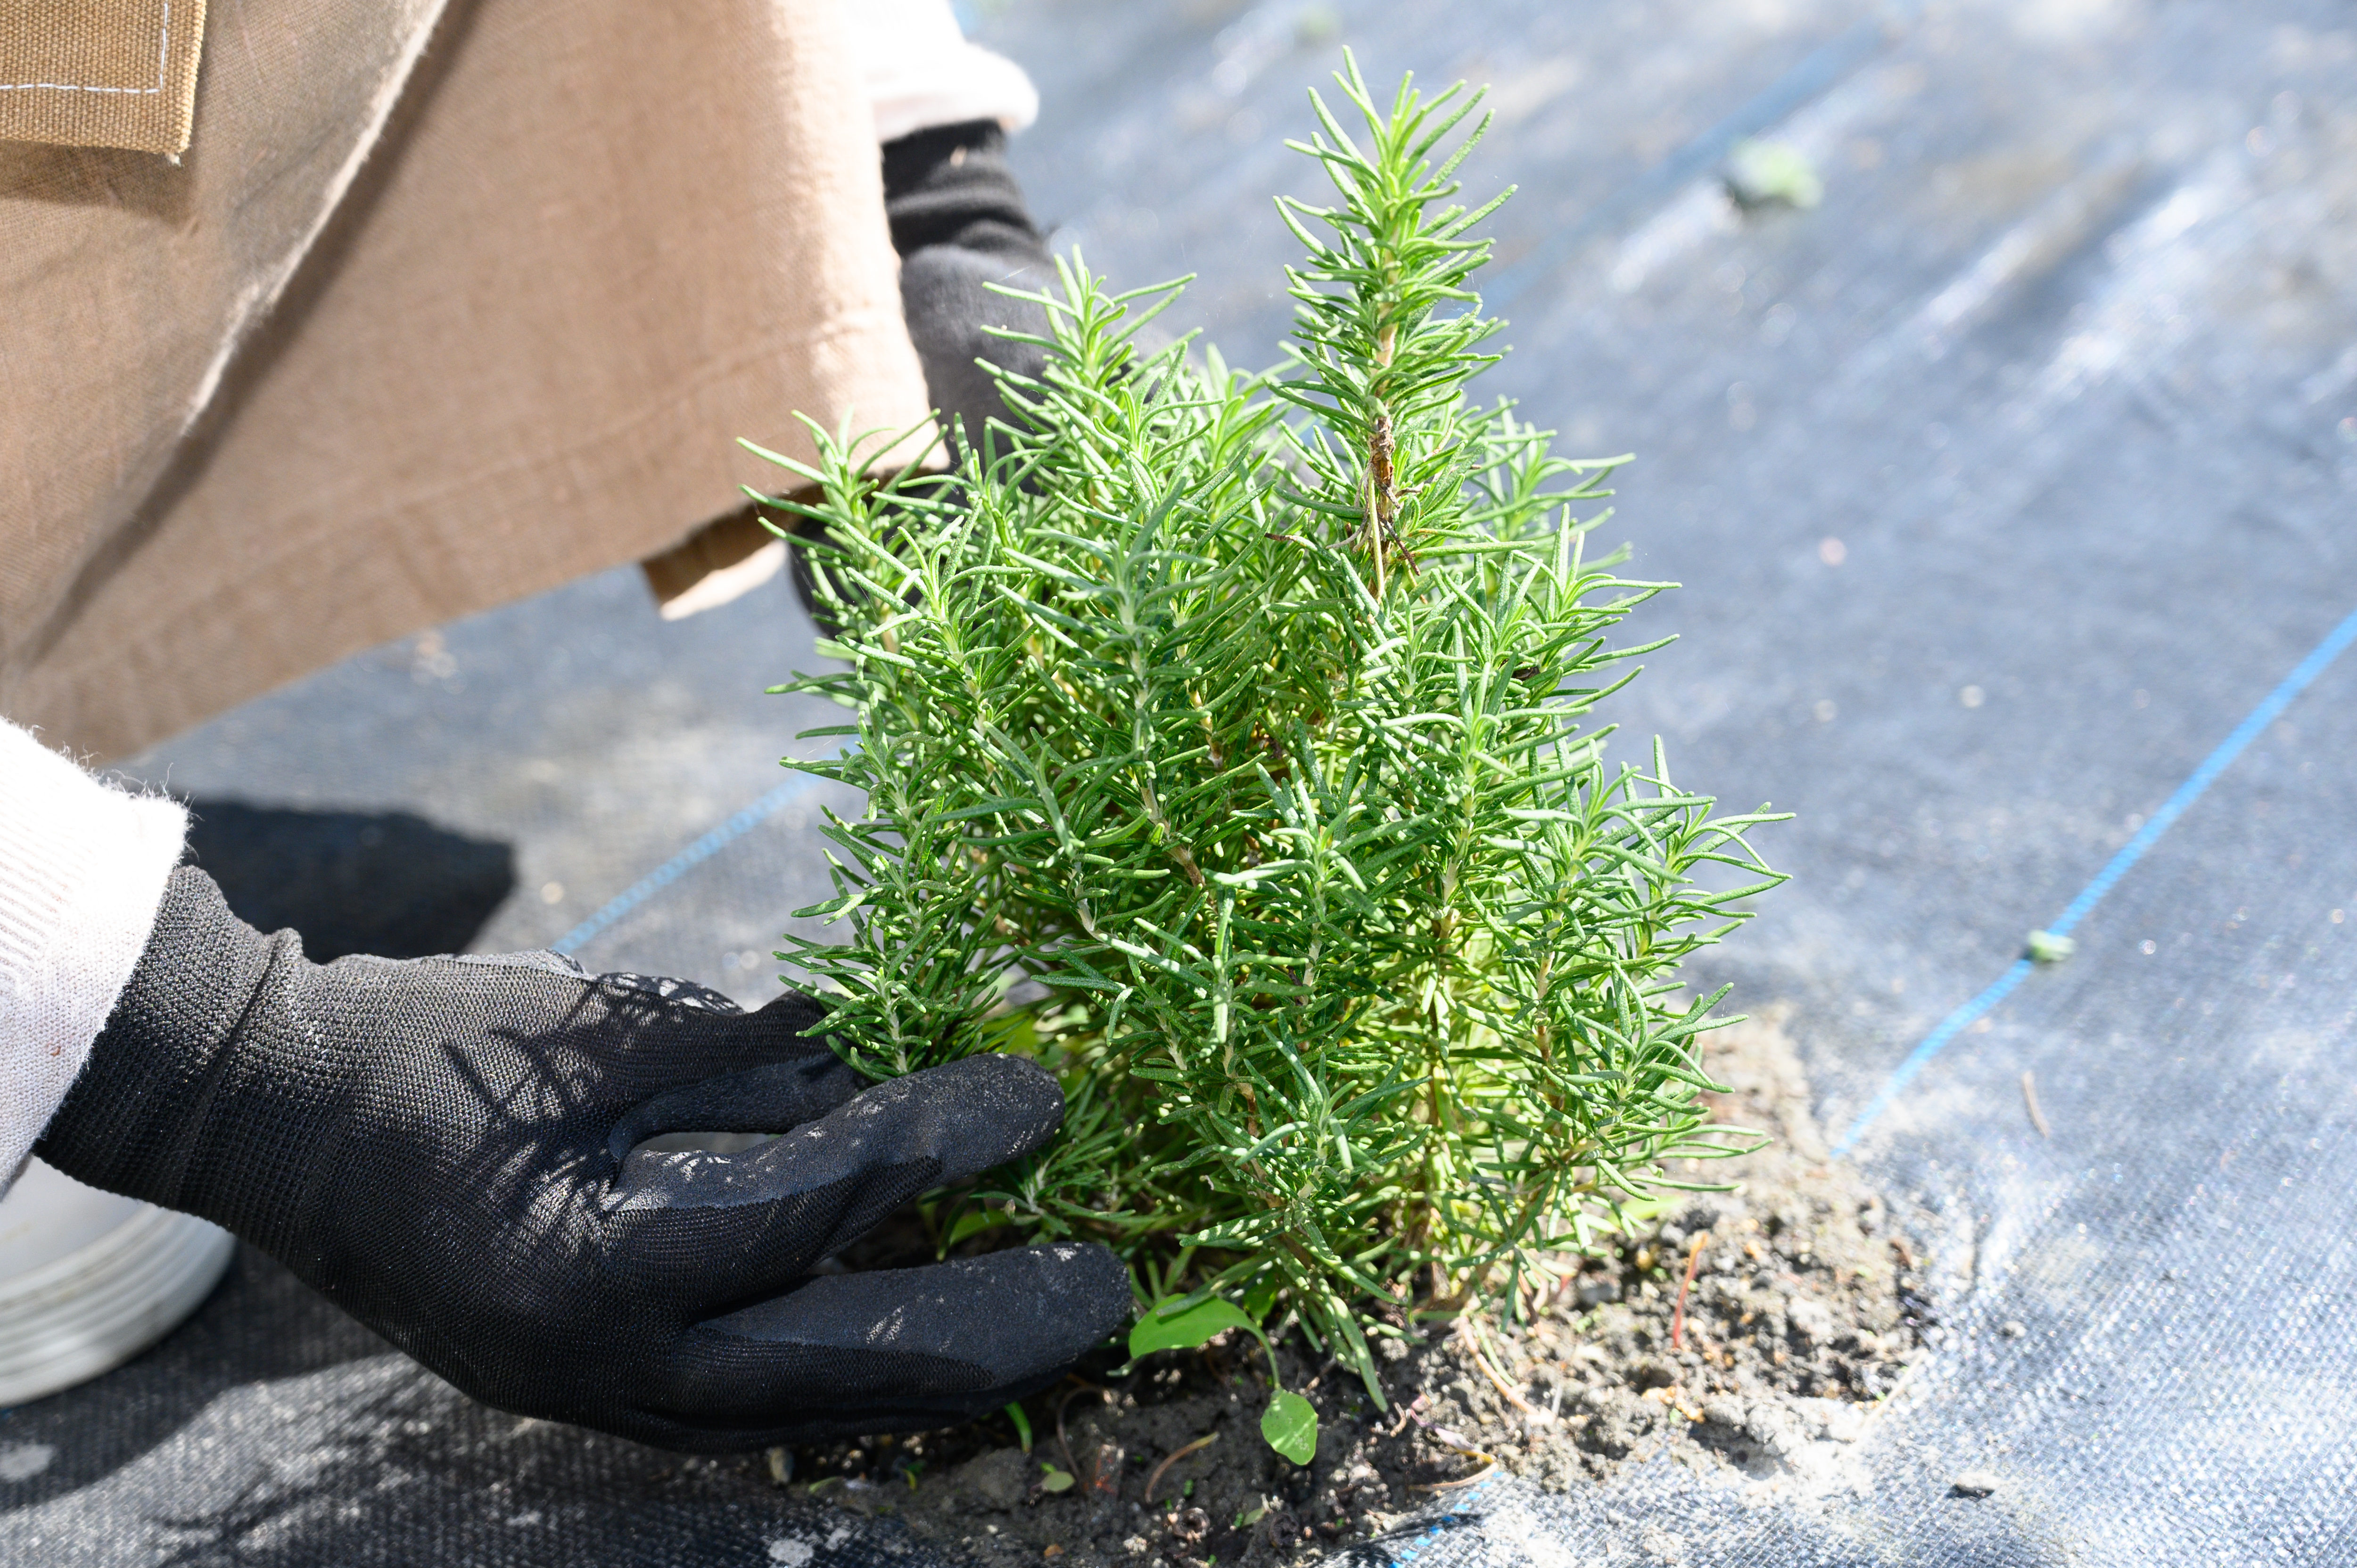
[767,1015,1931,1568]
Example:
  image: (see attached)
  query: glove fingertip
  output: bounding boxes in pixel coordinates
[751,987,831,1038]
[911,1053,1065,1174]
[1043,1238,1135,1346]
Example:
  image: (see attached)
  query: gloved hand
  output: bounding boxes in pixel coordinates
[787,118,1057,631]
[37,867,1129,1452]
[883,117,1056,461]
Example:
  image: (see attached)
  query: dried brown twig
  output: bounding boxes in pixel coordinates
[2021,1070,2052,1138]
[1054,1382,1110,1482]
[1144,1433,1218,1505]
[1406,1402,1499,1493]
[1458,1318,1549,1423]
[1669,1231,1711,1351]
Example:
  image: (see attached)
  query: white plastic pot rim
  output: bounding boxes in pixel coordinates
[0,1200,233,1408]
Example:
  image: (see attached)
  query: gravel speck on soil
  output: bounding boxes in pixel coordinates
[752,1012,1928,1566]
[1948,1470,1999,1499]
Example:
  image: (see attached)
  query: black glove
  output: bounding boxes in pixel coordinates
[788,119,1056,631]
[38,867,1129,1452]
[884,117,1056,461]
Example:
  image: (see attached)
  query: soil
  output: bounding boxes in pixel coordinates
[757,1011,1934,1567]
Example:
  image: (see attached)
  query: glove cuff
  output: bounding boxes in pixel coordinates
[882,119,1051,271]
[36,867,296,1238]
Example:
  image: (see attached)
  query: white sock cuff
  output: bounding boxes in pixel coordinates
[843,0,1040,145]
[0,722,188,1182]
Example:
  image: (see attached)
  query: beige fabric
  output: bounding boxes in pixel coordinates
[0,0,933,763]
[643,503,791,622]
[640,0,1041,620]
[0,0,208,156]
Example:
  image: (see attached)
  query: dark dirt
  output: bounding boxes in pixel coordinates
[757,1012,1932,1567]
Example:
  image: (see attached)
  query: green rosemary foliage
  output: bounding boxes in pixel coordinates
[753,56,1785,1404]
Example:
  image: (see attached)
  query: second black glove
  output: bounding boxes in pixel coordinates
[38,867,1130,1451]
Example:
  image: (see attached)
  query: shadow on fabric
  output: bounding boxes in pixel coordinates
[0,1248,387,1510]
[183,800,516,960]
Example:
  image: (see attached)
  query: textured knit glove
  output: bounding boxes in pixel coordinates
[885,117,1055,460]
[789,119,1055,630]
[37,867,1129,1452]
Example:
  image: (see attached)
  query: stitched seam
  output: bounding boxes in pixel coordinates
[0,0,171,94]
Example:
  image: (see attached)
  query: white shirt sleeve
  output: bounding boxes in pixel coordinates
[841,0,1039,144]
[0,721,187,1184]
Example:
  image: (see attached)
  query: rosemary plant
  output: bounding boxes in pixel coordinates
[755,57,1784,1421]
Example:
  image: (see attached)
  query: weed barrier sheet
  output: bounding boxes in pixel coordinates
[8,0,2357,1562]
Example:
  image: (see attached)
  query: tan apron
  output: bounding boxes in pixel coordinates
[0,0,931,762]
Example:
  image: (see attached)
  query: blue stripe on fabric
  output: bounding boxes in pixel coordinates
[553,771,828,957]
[1834,598,2357,1155]
[1386,1473,1500,1562]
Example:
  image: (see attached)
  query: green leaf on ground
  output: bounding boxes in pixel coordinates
[1726,138,1823,209]
[1130,1296,1256,1358]
[1039,1465,1076,1494]
[2026,929,2077,964]
[946,1207,1011,1248]
[1261,1390,1319,1464]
